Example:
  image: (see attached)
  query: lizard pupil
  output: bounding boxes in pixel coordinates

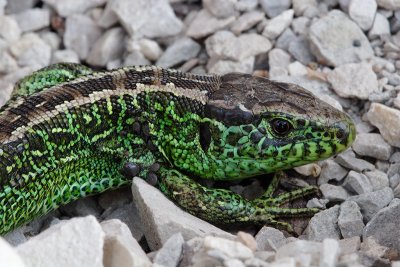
[271,119,292,136]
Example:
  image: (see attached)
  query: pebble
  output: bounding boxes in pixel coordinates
[275,240,321,266]
[153,232,185,267]
[343,171,373,195]
[320,239,340,267]
[275,28,297,50]
[268,48,291,69]
[327,62,379,100]
[203,0,237,19]
[305,205,341,241]
[352,133,393,160]
[157,37,201,68]
[376,0,400,10]
[259,0,291,18]
[338,236,361,255]
[364,170,390,191]
[186,10,235,39]
[320,184,350,202]
[230,10,265,35]
[0,15,21,43]
[262,9,294,40]
[335,150,375,172]
[9,33,51,68]
[208,56,255,74]
[203,236,253,260]
[348,0,377,31]
[309,10,374,67]
[292,0,318,17]
[42,0,106,17]
[255,226,287,251]
[13,8,50,32]
[318,159,348,185]
[288,35,315,65]
[366,103,400,148]
[369,13,391,39]
[338,201,365,238]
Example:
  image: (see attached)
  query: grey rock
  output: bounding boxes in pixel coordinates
[206,31,271,61]
[157,37,201,68]
[0,16,21,43]
[42,0,106,17]
[101,219,151,267]
[343,171,373,195]
[307,198,329,209]
[97,187,131,211]
[363,199,400,253]
[352,133,393,160]
[364,170,389,191]
[131,177,233,250]
[389,173,400,189]
[203,0,237,19]
[376,0,400,10]
[288,35,315,65]
[230,11,265,35]
[235,0,258,12]
[388,163,400,178]
[64,14,102,60]
[293,0,318,16]
[394,183,400,198]
[338,236,361,255]
[186,10,235,39]
[16,216,104,267]
[338,201,364,238]
[51,50,79,64]
[348,0,377,31]
[9,33,51,69]
[203,236,253,260]
[366,103,400,148]
[87,27,125,67]
[208,57,255,74]
[3,228,27,247]
[275,28,297,50]
[292,17,311,35]
[309,10,374,67]
[320,239,340,267]
[369,13,391,39]
[348,187,394,222]
[13,8,50,32]
[255,226,287,251]
[262,9,294,40]
[359,236,392,267]
[320,184,349,201]
[259,0,291,18]
[138,39,163,61]
[318,159,348,185]
[153,233,184,267]
[390,152,400,163]
[110,0,182,38]
[275,240,321,266]
[305,205,341,241]
[123,50,151,66]
[327,62,379,100]
[335,150,375,172]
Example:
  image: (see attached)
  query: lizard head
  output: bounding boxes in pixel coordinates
[197,73,356,179]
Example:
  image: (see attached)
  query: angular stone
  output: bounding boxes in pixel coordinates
[364,170,389,191]
[157,37,201,68]
[131,178,233,250]
[343,171,373,195]
[186,10,235,39]
[348,0,377,31]
[305,205,341,241]
[123,50,151,66]
[275,28,296,50]
[309,10,374,67]
[5,0,37,14]
[338,236,361,255]
[335,150,375,172]
[338,201,364,238]
[320,239,340,267]
[348,187,394,221]
[235,0,258,12]
[352,133,393,160]
[369,13,391,39]
[0,15,21,43]
[363,199,400,253]
[376,0,400,10]
[208,57,255,74]
[366,103,400,148]
[42,0,106,17]
[275,240,321,266]
[13,8,50,32]
[153,233,184,267]
[255,226,287,251]
[359,236,392,267]
[320,184,349,202]
[288,35,316,65]
[110,0,183,38]
[327,62,379,100]
[203,236,253,260]
[318,159,348,185]
[203,0,237,19]
[292,0,317,16]
[268,48,291,69]
[262,9,294,40]
[9,33,51,68]
[230,10,264,35]
[259,0,291,18]
[236,231,257,252]
[16,216,104,267]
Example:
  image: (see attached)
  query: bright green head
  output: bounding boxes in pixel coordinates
[196,73,355,179]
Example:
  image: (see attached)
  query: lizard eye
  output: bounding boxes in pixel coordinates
[270,118,292,136]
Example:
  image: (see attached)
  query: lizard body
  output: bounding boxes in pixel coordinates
[0,63,355,234]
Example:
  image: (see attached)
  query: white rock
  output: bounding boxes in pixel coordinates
[0,238,26,267]
[16,216,104,267]
[276,240,321,266]
[40,31,61,51]
[110,0,183,39]
[186,9,235,39]
[230,10,265,35]
[0,51,18,74]
[288,61,308,76]
[235,0,258,12]
[52,50,80,64]
[206,31,271,61]
[327,62,379,99]
[309,10,374,67]
[348,0,377,31]
[259,0,291,18]
[153,233,184,267]
[203,236,253,260]
[87,27,125,67]
[9,33,51,69]
[208,57,255,74]
[320,239,340,267]
[64,14,102,60]
[156,37,201,68]
[366,103,400,148]
[203,0,237,19]
[268,48,291,69]
[139,39,163,61]
[0,15,21,43]
[42,0,107,17]
[124,50,151,66]
[376,0,400,10]
[369,13,391,38]
[131,177,233,250]
[262,9,294,40]
[293,0,317,16]
[13,8,50,32]
[101,219,151,267]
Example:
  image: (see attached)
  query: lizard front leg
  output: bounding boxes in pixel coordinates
[157,167,319,233]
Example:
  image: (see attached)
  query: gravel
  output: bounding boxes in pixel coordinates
[0,0,400,266]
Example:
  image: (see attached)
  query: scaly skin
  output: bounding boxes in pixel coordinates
[0,64,356,234]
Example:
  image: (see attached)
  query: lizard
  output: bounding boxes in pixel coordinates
[0,63,356,235]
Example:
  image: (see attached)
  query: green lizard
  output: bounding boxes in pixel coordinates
[0,63,355,234]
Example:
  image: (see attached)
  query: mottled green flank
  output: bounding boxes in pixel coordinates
[0,63,356,234]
